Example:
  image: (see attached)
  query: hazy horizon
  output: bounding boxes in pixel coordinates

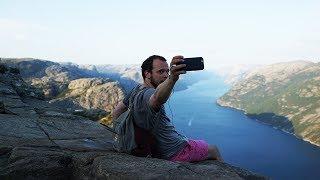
[0,56,317,67]
[1,0,319,69]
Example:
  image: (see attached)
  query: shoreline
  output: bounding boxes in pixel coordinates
[215,101,320,148]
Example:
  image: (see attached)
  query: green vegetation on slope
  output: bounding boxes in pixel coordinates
[218,62,320,146]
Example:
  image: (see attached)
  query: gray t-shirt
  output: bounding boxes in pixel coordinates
[123,85,188,159]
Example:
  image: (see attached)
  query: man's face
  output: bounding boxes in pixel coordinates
[148,59,169,88]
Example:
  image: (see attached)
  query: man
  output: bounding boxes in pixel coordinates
[112,55,223,162]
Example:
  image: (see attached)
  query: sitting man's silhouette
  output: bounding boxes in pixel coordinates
[112,55,223,162]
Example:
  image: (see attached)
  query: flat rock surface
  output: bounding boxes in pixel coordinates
[0,100,267,180]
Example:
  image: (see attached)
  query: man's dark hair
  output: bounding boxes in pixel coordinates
[141,55,167,80]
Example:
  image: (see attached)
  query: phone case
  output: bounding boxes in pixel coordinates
[177,57,204,71]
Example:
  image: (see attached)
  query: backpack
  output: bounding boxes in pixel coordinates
[113,85,160,157]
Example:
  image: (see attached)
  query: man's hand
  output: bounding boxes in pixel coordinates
[149,55,187,110]
[169,55,187,82]
[111,102,127,121]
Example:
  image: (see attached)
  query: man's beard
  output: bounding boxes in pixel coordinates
[150,76,160,88]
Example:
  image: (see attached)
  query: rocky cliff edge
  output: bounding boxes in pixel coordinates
[0,64,267,179]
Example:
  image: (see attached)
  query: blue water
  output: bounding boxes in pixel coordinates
[165,75,320,180]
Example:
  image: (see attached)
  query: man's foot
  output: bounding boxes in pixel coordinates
[208,145,223,162]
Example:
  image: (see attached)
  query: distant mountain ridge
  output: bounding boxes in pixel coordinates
[0,58,126,119]
[211,64,261,85]
[217,60,320,146]
[96,64,143,83]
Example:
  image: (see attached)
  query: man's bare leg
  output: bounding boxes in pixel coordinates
[207,145,223,161]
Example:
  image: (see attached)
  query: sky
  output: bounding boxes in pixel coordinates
[1,0,319,69]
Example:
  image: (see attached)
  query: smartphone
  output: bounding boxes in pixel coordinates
[176,57,204,71]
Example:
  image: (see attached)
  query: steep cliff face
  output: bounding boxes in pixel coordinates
[50,78,125,113]
[218,61,320,146]
[0,64,266,179]
[30,65,75,98]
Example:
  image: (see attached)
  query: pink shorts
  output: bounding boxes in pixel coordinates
[170,139,209,162]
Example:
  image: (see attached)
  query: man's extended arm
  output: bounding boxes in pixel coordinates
[149,56,186,109]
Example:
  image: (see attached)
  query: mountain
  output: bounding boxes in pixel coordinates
[95,64,140,93]
[50,78,125,113]
[96,64,143,83]
[211,64,261,85]
[0,57,214,122]
[0,58,126,118]
[1,58,101,98]
[0,63,266,179]
[217,60,320,146]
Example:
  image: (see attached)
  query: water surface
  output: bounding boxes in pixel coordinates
[165,75,320,180]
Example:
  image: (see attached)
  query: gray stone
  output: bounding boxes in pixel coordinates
[90,152,244,180]
[54,138,114,152]
[2,146,73,179]
[0,114,47,139]
[0,102,4,114]
[37,117,112,140]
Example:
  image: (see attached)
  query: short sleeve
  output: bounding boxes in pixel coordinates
[123,88,134,107]
[142,88,158,115]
